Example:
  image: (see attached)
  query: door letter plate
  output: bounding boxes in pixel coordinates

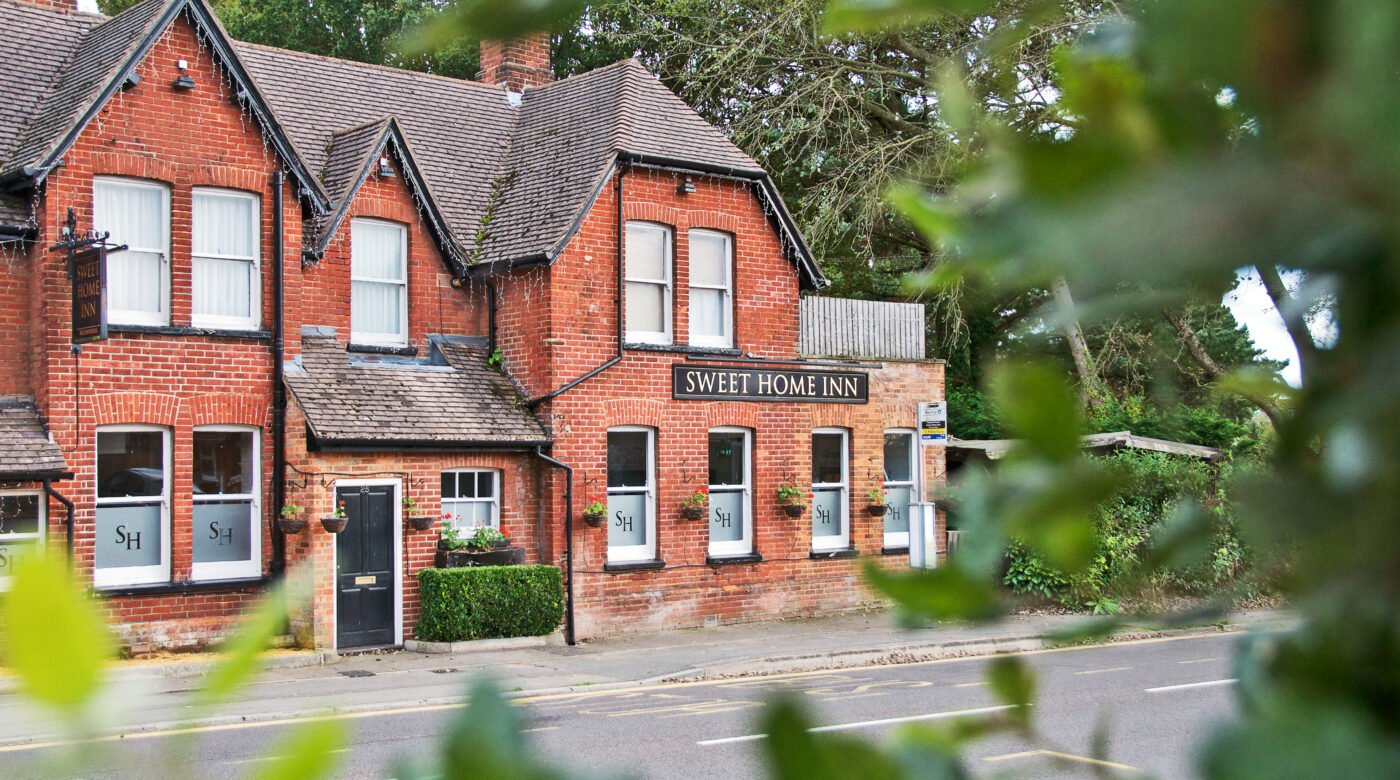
[354,575,376,586]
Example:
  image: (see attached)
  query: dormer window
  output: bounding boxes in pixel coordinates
[624,221,672,344]
[350,218,408,346]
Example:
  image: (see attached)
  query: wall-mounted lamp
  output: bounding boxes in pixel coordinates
[173,59,195,90]
[121,72,142,90]
[377,155,395,178]
[677,176,696,195]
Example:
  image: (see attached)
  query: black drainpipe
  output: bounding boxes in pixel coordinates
[485,278,498,356]
[44,479,75,560]
[270,170,287,578]
[533,447,575,645]
[523,162,628,409]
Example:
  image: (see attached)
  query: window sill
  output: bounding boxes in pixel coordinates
[881,546,910,556]
[348,342,418,356]
[109,325,272,340]
[94,575,271,598]
[706,553,763,566]
[622,342,742,357]
[603,559,667,573]
[809,547,860,560]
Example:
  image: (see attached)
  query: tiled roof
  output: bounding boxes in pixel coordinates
[0,0,824,285]
[284,335,549,447]
[2,0,166,175]
[0,396,69,477]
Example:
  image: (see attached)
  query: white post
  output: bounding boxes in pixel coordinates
[907,502,938,569]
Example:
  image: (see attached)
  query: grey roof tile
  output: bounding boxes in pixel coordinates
[0,193,31,227]
[0,0,101,170]
[284,336,548,446]
[0,396,69,475]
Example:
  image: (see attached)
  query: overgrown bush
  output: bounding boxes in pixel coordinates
[416,565,564,642]
[1001,451,1256,609]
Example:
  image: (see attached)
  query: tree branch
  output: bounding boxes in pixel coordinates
[1163,307,1287,429]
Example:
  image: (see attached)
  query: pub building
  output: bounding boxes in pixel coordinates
[0,0,946,652]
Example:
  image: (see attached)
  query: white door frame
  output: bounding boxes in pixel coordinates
[331,477,403,649]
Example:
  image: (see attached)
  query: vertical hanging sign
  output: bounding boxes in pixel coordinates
[71,244,107,344]
[918,401,947,445]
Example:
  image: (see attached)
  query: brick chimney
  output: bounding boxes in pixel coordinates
[21,0,81,9]
[478,32,552,92]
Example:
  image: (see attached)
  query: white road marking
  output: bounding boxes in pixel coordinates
[1178,658,1221,665]
[984,748,1140,771]
[696,704,1017,746]
[1075,666,1133,676]
[1146,678,1237,693]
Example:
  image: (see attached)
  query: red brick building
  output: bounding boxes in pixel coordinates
[0,0,945,652]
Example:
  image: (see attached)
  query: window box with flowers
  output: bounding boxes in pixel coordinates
[680,488,708,521]
[777,482,807,518]
[321,500,349,533]
[435,522,523,568]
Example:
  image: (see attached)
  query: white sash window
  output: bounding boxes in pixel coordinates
[351,219,408,346]
[707,427,752,557]
[882,430,918,549]
[688,230,733,348]
[624,222,672,344]
[192,189,260,330]
[607,427,656,562]
[811,429,850,551]
[0,492,44,591]
[94,426,171,587]
[191,427,260,581]
[442,469,500,531]
[93,178,169,326]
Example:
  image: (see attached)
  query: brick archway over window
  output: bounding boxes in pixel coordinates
[92,392,182,427]
[189,393,266,427]
[603,399,666,429]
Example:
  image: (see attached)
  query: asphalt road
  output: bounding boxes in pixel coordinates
[1,632,1241,779]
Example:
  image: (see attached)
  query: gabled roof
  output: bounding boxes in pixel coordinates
[0,396,71,478]
[0,0,825,287]
[310,116,467,273]
[285,334,549,448]
[0,0,326,210]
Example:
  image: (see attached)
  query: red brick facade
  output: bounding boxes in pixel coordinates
[1,7,944,653]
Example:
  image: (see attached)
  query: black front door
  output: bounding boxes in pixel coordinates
[336,484,395,648]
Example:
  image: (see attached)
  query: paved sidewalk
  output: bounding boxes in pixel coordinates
[0,607,1293,746]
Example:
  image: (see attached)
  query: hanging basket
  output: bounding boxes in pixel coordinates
[582,511,607,528]
[680,504,706,522]
[276,516,307,534]
[781,503,805,518]
[866,504,888,518]
[321,515,349,534]
[408,514,435,531]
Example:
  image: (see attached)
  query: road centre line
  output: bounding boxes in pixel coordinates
[696,705,1017,746]
[1075,666,1133,676]
[1146,678,1237,693]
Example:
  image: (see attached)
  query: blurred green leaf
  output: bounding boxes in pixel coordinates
[198,583,290,708]
[249,718,345,780]
[439,677,564,780]
[823,0,995,34]
[0,555,112,716]
[1146,500,1213,571]
[405,0,586,54]
[863,561,1001,622]
[1199,696,1400,779]
[761,696,907,780]
[986,656,1035,731]
[1045,616,1122,646]
[988,362,1083,462]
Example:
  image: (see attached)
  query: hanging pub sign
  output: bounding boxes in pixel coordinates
[71,244,107,345]
[918,401,947,444]
[673,364,868,404]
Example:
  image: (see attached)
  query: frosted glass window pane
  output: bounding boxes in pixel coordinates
[608,493,647,547]
[625,281,664,333]
[884,434,913,482]
[95,504,162,568]
[812,489,844,538]
[626,223,667,281]
[442,500,471,527]
[193,257,253,318]
[352,280,403,336]
[352,221,404,280]
[192,501,253,563]
[689,232,728,286]
[690,288,725,338]
[884,487,912,535]
[193,193,255,257]
[94,182,164,251]
[710,490,743,542]
[108,250,162,314]
[0,539,38,579]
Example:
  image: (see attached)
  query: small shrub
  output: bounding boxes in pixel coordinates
[416,566,564,642]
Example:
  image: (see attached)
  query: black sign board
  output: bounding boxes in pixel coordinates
[71,245,107,344]
[673,364,868,404]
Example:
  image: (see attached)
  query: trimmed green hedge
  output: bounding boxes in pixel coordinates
[416,565,564,642]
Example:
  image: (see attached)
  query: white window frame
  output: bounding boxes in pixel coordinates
[707,427,752,558]
[350,218,409,347]
[687,229,733,349]
[0,490,45,591]
[624,221,672,345]
[882,428,920,550]
[93,177,170,327]
[94,425,171,588]
[606,426,657,563]
[191,188,261,331]
[441,468,500,531]
[811,428,850,552]
[191,425,261,581]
